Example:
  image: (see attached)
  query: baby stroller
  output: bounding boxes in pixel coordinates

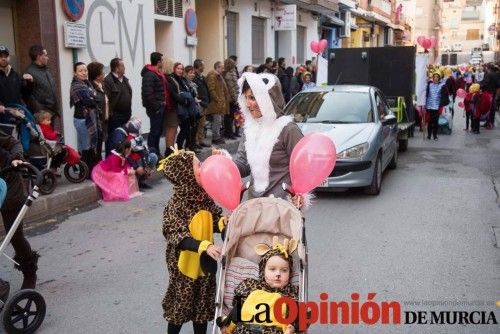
[0,163,46,333]
[212,196,308,334]
[3,106,89,195]
[438,106,453,135]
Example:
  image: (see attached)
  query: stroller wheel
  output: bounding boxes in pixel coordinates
[64,161,89,183]
[2,289,46,334]
[38,170,56,195]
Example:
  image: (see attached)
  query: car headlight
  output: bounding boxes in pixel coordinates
[336,143,369,159]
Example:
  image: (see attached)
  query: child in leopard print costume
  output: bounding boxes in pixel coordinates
[159,147,226,334]
[218,237,299,334]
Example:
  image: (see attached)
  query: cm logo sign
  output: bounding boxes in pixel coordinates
[86,0,145,67]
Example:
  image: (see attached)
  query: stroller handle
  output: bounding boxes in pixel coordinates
[0,163,42,187]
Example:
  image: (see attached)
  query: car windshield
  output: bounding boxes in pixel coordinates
[285,91,374,124]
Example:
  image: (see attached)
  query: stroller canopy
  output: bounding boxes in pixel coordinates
[223,197,304,265]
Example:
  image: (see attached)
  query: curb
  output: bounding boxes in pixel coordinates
[23,139,241,223]
[25,182,101,223]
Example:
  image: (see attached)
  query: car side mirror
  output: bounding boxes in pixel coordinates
[382,114,396,125]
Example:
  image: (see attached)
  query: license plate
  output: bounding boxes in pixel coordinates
[318,179,329,187]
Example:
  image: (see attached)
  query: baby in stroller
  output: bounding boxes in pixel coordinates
[213,197,307,334]
[217,236,298,334]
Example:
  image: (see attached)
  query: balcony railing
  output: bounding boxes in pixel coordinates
[369,0,391,16]
[461,10,481,20]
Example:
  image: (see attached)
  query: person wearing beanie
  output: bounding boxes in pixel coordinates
[443,67,456,117]
[467,83,482,134]
[157,147,225,334]
[106,117,157,189]
[107,117,142,154]
[0,45,34,117]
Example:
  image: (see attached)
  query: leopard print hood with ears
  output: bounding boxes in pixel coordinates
[162,150,202,198]
[161,150,221,220]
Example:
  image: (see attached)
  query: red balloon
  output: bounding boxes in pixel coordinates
[458,101,465,108]
[456,88,467,98]
[289,133,337,194]
[422,38,432,49]
[319,39,328,52]
[200,155,242,210]
[310,41,320,54]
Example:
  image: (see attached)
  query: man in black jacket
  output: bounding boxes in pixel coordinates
[25,45,59,127]
[0,45,33,114]
[104,57,133,136]
[141,52,167,155]
[0,128,39,290]
[193,59,210,147]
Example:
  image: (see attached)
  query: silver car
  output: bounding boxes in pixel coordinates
[285,85,398,195]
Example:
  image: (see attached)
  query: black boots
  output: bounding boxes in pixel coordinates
[14,251,40,290]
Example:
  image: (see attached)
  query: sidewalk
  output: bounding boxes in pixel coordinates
[23,135,242,223]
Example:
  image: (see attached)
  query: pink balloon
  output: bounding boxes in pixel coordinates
[417,36,426,47]
[310,41,320,54]
[429,36,437,48]
[200,155,242,210]
[456,88,467,98]
[458,101,465,108]
[319,39,328,52]
[290,133,337,194]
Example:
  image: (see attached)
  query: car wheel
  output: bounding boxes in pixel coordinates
[364,154,382,195]
[388,143,398,170]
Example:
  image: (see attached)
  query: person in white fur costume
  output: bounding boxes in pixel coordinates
[213,72,309,208]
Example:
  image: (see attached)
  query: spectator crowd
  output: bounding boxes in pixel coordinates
[0,43,321,191]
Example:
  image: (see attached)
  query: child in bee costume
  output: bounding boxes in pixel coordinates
[159,147,225,334]
[218,237,299,334]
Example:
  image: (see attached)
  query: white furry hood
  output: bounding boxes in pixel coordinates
[237,72,292,193]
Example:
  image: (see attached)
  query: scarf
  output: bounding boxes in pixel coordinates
[70,77,99,149]
[145,64,172,111]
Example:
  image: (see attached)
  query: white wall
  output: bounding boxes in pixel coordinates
[226,1,318,68]
[55,0,196,148]
[299,9,320,64]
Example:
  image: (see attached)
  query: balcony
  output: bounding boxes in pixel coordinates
[369,0,392,16]
[279,0,340,14]
[461,10,481,21]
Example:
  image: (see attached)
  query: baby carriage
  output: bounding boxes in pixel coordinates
[0,163,46,333]
[212,196,308,334]
[2,105,89,195]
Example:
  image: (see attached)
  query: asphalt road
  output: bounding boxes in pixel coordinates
[0,115,499,334]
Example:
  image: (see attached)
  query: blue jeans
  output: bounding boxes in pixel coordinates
[73,118,89,152]
[0,178,6,208]
[146,109,164,155]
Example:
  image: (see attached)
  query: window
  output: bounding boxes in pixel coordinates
[226,12,237,58]
[155,0,183,18]
[252,17,265,64]
[296,26,306,65]
[375,92,393,121]
[466,29,480,40]
[449,17,459,29]
[285,91,374,124]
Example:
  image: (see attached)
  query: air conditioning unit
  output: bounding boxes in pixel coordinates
[340,10,351,38]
